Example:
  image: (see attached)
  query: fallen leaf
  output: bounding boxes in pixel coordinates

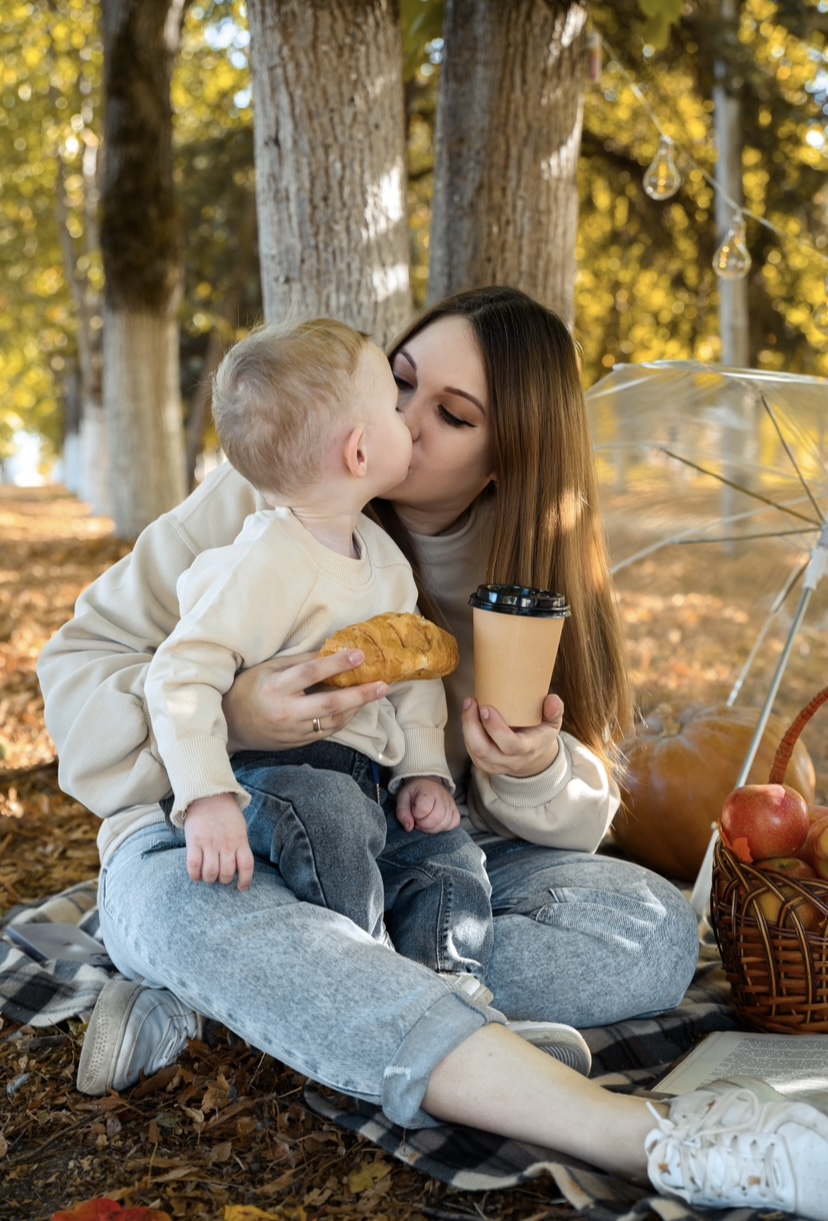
[52,1200,172,1221]
[208,1139,233,1163]
[224,1207,284,1221]
[347,1159,391,1194]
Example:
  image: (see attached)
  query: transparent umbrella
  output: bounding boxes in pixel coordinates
[586,361,828,913]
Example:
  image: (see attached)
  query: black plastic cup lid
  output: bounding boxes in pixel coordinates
[468,584,571,617]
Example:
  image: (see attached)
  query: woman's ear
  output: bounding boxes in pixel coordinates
[344,426,368,478]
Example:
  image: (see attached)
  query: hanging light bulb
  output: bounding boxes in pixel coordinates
[642,137,681,201]
[813,274,828,335]
[713,211,752,280]
[587,32,603,83]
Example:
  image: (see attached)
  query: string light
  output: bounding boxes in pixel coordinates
[713,211,752,280]
[642,136,682,200]
[598,36,828,334]
[587,31,602,83]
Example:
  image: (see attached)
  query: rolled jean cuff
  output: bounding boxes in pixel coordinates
[380,984,505,1128]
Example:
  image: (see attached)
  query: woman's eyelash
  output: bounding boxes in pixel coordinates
[438,405,472,428]
[393,374,473,429]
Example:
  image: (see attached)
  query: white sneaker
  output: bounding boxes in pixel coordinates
[646,1077,828,1220]
[77,977,202,1096]
[505,1019,592,1077]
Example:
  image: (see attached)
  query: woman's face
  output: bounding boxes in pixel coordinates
[386,315,496,535]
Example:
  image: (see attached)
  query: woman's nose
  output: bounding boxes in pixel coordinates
[399,396,420,440]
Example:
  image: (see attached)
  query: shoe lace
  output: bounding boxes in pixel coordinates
[649,1090,792,1206]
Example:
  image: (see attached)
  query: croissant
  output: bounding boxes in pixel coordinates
[318,612,459,687]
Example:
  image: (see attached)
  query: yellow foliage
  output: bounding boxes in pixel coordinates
[347,1158,391,1194]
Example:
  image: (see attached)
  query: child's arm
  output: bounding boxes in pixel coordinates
[396,777,459,834]
[183,794,255,891]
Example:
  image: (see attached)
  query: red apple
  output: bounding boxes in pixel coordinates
[720,783,810,863]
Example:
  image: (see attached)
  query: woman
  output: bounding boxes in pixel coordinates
[37,287,828,1218]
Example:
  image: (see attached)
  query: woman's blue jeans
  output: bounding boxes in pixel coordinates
[98,816,699,1128]
[232,743,493,978]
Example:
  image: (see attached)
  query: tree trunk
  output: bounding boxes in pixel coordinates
[246,0,412,346]
[100,0,187,538]
[61,358,82,495]
[50,39,108,513]
[184,189,259,490]
[79,397,110,517]
[429,0,588,323]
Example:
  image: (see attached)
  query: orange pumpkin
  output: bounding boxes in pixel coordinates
[613,703,816,881]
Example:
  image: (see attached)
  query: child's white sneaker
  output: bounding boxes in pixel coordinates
[646,1077,828,1219]
[440,974,591,1076]
[505,1019,592,1076]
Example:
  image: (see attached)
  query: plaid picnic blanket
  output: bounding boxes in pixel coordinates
[0,882,811,1221]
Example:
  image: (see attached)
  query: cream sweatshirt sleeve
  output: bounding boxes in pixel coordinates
[386,677,454,794]
[36,464,262,819]
[145,530,315,825]
[464,733,620,851]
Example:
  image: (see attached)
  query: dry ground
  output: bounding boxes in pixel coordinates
[2,480,828,1221]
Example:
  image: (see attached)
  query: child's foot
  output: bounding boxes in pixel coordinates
[505,1019,592,1076]
[439,974,591,1076]
[646,1077,828,1219]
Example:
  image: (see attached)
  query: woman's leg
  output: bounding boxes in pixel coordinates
[95,830,828,1217]
[423,1023,828,1221]
[97,822,499,1127]
[425,1021,653,1174]
[484,840,699,1026]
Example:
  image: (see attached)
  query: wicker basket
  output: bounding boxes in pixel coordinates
[710,685,828,1033]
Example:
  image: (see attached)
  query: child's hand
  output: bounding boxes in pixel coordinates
[183,794,255,891]
[396,778,459,834]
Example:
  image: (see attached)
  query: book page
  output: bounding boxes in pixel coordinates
[656,1031,828,1101]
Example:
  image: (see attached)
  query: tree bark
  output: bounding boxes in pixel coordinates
[246,0,412,346]
[48,27,107,513]
[100,0,187,538]
[183,189,259,490]
[429,0,588,323]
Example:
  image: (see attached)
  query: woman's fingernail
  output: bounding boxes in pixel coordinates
[481,707,490,721]
[463,698,472,710]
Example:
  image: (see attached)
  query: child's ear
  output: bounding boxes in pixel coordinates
[344,426,368,478]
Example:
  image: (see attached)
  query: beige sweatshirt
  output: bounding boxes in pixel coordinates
[146,505,451,824]
[37,462,619,864]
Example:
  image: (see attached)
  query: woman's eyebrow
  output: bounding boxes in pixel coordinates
[398,346,485,414]
[446,386,485,414]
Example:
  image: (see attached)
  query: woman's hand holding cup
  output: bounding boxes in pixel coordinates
[223,650,389,753]
[462,692,563,778]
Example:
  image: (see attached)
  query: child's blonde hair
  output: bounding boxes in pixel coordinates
[212,318,370,496]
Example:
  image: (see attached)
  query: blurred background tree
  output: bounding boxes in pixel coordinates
[1,0,827,527]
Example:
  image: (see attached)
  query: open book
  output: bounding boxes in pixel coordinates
[655,1031,828,1102]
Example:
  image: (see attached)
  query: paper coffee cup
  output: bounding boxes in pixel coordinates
[468,584,570,728]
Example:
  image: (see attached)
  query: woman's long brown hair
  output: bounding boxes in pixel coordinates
[371,286,633,768]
